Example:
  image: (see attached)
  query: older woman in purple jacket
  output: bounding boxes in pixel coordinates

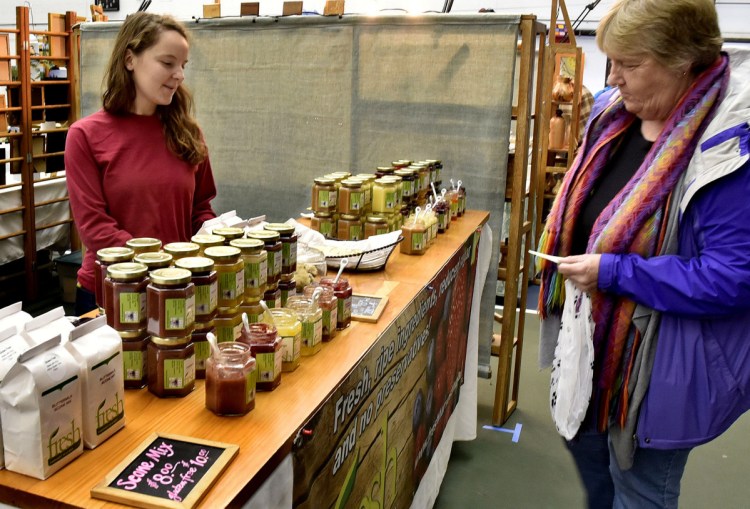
[537,0,750,507]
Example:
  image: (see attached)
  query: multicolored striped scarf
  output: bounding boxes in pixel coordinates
[538,55,730,430]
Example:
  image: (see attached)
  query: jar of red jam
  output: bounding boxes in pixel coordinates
[120,328,148,389]
[147,335,195,398]
[205,341,256,416]
[248,230,282,290]
[263,286,281,309]
[320,276,352,330]
[134,251,173,272]
[204,246,244,311]
[434,199,450,233]
[192,321,215,379]
[262,308,301,372]
[214,307,242,343]
[239,322,282,391]
[311,212,336,237]
[229,238,267,303]
[279,278,296,308]
[312,177,337,213]
[264,223,297,278]
[304,285,337,341]
[95,247,134,310]
[337,214,363,241]
[126,237,162,256]
[191,234,225,255]
[104,262,148,332]
[147,267,196,339]
[164,242,200,261]
[175,256,218,324]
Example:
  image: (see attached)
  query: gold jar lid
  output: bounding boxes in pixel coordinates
[247,230,280,243]
[212,227,245,241]
[229,238,265,253]
[356,173,378,181]
[175,256,215,273]
[164,242,200,257]
[341,178,363,188]
[151,335,192,347]
[394,168,415,178]
[314,177,335,186]
[194,320,215,331]
[190,234,225,247]
[134,251,173,270]
[264,223,295,236]
[96,246,134,263]
[313,211,333,218]
[425,159,441,165]
[126,237,162,251]
[340,213,361,221]
[204,245,242,262]
[118,328,148,340]
[107,262,148,281]
[328,171,352,178]
[149,267,192,286]
[366,214,388,224]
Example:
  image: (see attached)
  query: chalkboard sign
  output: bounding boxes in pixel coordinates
[91,433,238,509]
[351,294,388,323]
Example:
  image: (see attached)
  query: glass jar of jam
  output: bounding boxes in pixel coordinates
[382,175,403,209]
[214,307,242,343]
[264,223,297,278]
[205,341,256,416]
[164,242,200,261]
[104,262,148,332]
[239,300,264,324]
[247,230,282,289]
[320,276,352,330]
[134,251,173,272]
[147,335,195,398]
[288,298,322,357]
[212,227,245,245]
[375,166,394,178]
[120,328,148,389]
[191,234,225,255]
[364,214,389,238]
[339,178,364,216]
[424,206,438,244]
[337,214,363,241]
[434,198,450,233]
[262,308,301,372]
[263,286,281,309]
[355,174,376,211]
[147,267,196,339]
[372,178,398,214]
[279,278,296,308]
[95,247,134,310]
[394,169,415,203]
[230,238,267,302]
[204,246,244,311]
[457,183,466,216]
[311,212,336,237]
[312,177,337,214]
[400,217,428,255]
[175,256,218,324]
[192,321,214,379]
[447,188,460,220]
[304,285,337,341]
[239,322,282,391]
[126,237,162,256]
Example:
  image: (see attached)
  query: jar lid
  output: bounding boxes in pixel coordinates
[204,245,242,262]
[151,335,192,346]
[328,171,352,178]
[381,175,402,183]
[107,261,148,281]
[175,256,215,273]
[340,178,363,188]
[163,242,200,256]
[134,251,173,269]
[229,238,265,253]
[340,213,360,220]
[96,246,135,263]
[191,234,225,246]
[126,237,162,250]
[394,169,415,177]
[366,214,387,223]
[212,227,245,240]
[356,173,377,180]
[247,230,280,242]
[314,177,335,185]
[194,320,215,331]
[118,328,147,340]
[392,160,411,167]
[149,267,192,286]
[264,223,295,236]
[313,211,333,218]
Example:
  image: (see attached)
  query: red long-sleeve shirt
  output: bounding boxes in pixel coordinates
[65,110,217,292]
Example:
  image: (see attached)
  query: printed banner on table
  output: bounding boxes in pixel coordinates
[292,232,480,508]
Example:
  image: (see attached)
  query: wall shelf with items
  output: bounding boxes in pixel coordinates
[0,6,79,304]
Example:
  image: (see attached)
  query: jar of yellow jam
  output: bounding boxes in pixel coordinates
[288,297,322,357]
[372,178,398,214]
[262,308,301,372]
[204,246,245,311]
[230,238,268,302]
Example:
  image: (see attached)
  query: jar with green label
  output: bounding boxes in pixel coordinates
[248,230,281,289]
[364,214,389,239]
[262,308,301,372]
[104,262,148,332]
[126,237,162,256]
[147,335,195,398]
[192,321,214,379]
[120,328,148,389]
[279,278,296,308]
[304,285,337,341]
[372,178,398,214]
[147,267,195,339]
[175,256,218,323]
[229,238,267,302]
[263,286,281,309]
[204,246,244,311]
[239,322,282,391]
[265,223,297,279]
[214,307,242,343]
[311,212,336,237]
[134,251,173,272]
[394,169,415,203]
[339,178,364,216]
[239,300,264,324]
[288,297,322,357]
[312,177,337,213]
[205,342,256,416]
[164,242,200,261]
[337,214,363,241]
[95,246,134,310]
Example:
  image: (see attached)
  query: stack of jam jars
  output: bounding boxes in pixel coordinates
[248,230,282,309]
[262,308,301,373]
[264,223,297,307]
[239,321,282,391]
[94,246,134,311]
[231,238,267,325]
[204,246,244,344]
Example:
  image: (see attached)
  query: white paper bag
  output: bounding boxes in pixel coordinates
[0,302,32,334]
[22,307,75,346]
[0,327,35,469]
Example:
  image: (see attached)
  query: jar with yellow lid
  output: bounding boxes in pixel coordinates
[147,335,195,398]
[175,256,218,323]
[247,230,282,289]
[262,308,301,372]
[364,214,389,238]
[392,160,410,168]
[126,237,162,256]
[213,227,245,245]
[190,234,225,255]
[95,247,134,310]
[338,179,365,216]
[239,322,282,391]
[192,320,214,379]
[119,328,148,389]
[336,214,362,241]
[147,267,196,339]
[230,238,267,302]
[288,295,322,357]
[104,262,148,332]
[312,177,337,213]
[204,246,245,311]
[214,307,242,343]
[134,251,173,272]
[353,176,374,213]
[264,223,297,279]
[164,242,200,261]
[394,169,416,203]
[400,216,428,255]
[311,211,336,237]
[382,175,403,209]
[427,159,442,184]
[304,285,337,341]
[372,178,398,214]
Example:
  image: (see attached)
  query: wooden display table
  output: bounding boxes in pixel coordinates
[0,210,489,508]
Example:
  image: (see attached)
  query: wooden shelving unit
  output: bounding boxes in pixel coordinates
[492,15,546,426]
[0,6,78,302]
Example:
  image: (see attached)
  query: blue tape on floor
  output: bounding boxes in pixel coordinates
[482,422,522,442]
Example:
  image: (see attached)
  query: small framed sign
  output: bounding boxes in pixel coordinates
[91,433,238,509]
[351,294,388,323]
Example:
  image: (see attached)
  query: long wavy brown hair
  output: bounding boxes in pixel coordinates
[102,12,207,165]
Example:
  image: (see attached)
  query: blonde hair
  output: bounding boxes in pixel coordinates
[102,12,207,165]
[597,0,722,75]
